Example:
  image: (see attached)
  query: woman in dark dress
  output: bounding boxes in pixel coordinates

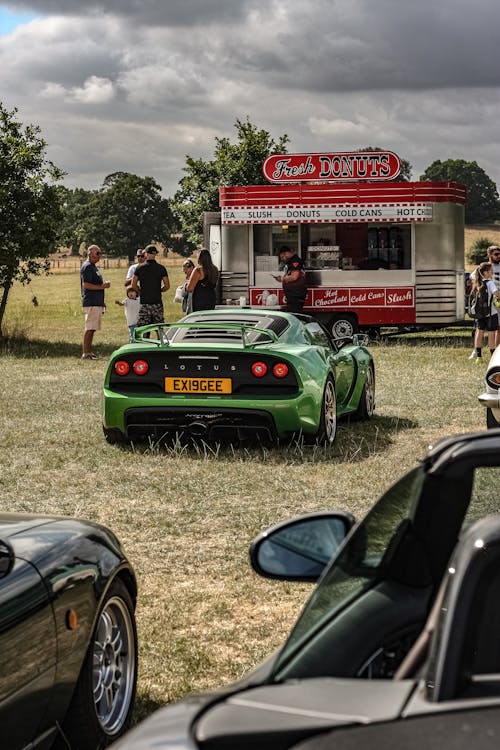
[186,248,219,311]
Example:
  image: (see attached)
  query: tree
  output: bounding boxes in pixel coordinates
[172,118,290,246]
[0,103,63,337]
[420,159,500,224]
[56,185,97,255]
[358,146,412,181]
[467,236,497,265]
[57,172,183,260]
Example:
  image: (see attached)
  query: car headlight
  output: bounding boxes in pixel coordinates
[486,368,500,388]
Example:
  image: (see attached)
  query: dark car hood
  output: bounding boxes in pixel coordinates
[0,512,60,538]
[0,513,125,571]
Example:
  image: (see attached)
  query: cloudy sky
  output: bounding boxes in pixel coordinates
[1,0,499,198]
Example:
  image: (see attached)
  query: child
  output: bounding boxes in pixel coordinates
[469,262,500,360]
[115,287,140,343]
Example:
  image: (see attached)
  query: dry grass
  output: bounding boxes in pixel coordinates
[0,263,487,722]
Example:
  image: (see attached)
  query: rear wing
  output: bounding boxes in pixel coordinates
[133,322,279,348]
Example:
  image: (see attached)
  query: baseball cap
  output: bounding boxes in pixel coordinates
[145,245,158,254]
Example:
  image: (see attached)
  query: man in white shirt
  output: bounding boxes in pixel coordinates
[125,249,146,287]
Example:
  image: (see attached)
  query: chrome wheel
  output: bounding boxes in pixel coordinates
[363,365,376,417]
[323,378,337,444]
[92,595,136,734]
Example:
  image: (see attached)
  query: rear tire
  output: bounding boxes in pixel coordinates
[58,580,138,749]
[103,426,126,445]
[307,376,337,445]
[352,364,376,420]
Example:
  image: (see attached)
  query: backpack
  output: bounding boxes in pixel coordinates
[469,280,490,319]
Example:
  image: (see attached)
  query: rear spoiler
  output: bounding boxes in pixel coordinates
[133,322,279,348]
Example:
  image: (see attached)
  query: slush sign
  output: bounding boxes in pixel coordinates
[263,151,402,183]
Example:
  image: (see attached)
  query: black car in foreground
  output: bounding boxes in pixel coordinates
[116,429,500,750]
[0,513,138,750]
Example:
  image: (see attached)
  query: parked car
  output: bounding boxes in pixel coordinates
[102,309,375,445]
[478,345,500,427]
[115,429,500,750]
[0,512,138,750]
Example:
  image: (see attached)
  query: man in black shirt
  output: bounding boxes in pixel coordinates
[276,246,307,313]
[132,245,170,327]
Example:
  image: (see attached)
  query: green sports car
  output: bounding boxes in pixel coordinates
[102,309,375,445]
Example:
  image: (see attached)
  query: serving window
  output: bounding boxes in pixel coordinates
[252,222,412,272]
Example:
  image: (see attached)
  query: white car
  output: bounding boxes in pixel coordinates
[478,346,500,427]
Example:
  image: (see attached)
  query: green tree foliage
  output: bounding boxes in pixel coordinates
[56,185,98,255]
[358,146,412,181]
[420,159,500,224]
[466,236,497,266]
[0,103,63,337]
[172,118,289,246]
[57,172,183,259]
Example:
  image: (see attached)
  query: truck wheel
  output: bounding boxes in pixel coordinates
[329,314,358,339]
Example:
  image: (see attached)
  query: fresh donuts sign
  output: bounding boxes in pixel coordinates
[262,151,402,182]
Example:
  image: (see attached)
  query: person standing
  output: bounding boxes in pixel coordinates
[173,258,195,313]
[487,245,500,347]
[469,245,500,354]
[186,248,219,312]
[80,244,110,359]
[132,245,170,326]
[469,262,500,360]
[125,249,146,287]
[115,287,141,343]
[275,245,307,313]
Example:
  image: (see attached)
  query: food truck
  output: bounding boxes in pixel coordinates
[203,150,467,336]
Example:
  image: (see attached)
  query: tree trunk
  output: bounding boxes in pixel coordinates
[0,276,13,339]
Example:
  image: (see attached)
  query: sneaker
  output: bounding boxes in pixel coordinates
[81,353,98,360]
[468,351,481,360]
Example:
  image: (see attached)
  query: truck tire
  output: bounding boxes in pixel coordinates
[329,314,358,339]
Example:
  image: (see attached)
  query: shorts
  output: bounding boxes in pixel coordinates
[83,306,104,331]
[476,314,498,331]
[136,303,164,327]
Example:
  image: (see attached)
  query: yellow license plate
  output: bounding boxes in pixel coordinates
[165,377,232,394]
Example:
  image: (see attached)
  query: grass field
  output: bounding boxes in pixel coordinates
[0,262,489,723]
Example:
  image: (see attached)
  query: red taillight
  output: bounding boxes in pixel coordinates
[273,362,289,378]
[114,360,130,376]
[133,360,149,375]
[251,361,268,377]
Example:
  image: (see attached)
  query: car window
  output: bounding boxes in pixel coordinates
[463,467,500,528]
[272,466,425,676]
[304,321,334,349]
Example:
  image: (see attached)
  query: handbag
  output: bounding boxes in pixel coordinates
[174,284,186,304]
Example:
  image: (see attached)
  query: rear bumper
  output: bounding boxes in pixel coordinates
[126,406,278,442]
[103,390,319,442]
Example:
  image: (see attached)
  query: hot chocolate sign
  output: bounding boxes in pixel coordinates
[263,151,402,183]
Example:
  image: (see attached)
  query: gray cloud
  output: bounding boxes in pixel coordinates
[1,0,499,195]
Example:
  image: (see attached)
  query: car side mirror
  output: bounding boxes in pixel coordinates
[249,511,355,583]
[352,333,370,347]
[0,539,15,579]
